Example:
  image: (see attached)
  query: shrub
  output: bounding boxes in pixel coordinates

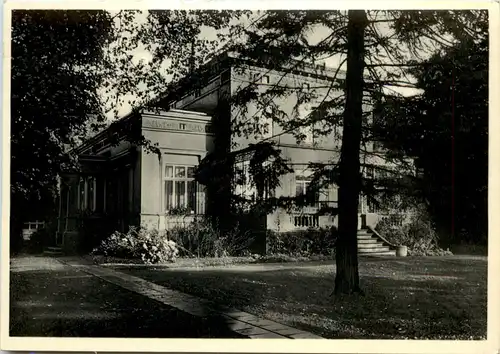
[131,227,179,264]
[375,217,409,246]
[167,218,253,258]
[267,227,337,257]
[92,230,135,258]
[91,226,179,264]
[376,212,452,256]
[28,227,51,253]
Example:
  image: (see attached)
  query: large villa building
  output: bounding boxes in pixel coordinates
[54,51,411,254]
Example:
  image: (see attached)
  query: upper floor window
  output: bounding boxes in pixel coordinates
[220,70,231,83]
[251,73,270,85]
[295,179,320,207]
[255,106,274,140]
[297,103,314,145]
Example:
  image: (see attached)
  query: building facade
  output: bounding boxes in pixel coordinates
[55,52,409,254]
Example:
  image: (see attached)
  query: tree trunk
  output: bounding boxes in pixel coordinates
[334,10,368,295]
[206,91,233,231]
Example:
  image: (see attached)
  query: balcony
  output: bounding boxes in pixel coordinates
[293,214,320,228]
[289,204,337,229]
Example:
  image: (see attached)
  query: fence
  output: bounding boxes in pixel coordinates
[22,221,45,240]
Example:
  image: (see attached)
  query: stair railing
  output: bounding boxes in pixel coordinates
[366,225,397,250]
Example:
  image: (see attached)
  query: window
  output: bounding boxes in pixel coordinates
[220,70,230,82]
[251,73,270,85]
[367,197,380,213]
[103,177,107,212]
[234,160,256,200]
[366,166,375,179]
[295,179,320,206]
[257,106,274,139]
[358,195,366,213]
[87,177,96,212]
[415,159,424,178]
[297,103,314,145]
[260,161,275,200]
[376,169,389,180]
[78,176,97,212]
[164,165,201,214]
[234,160,274,201]
[373,141,384,152]
[79,178,86,210]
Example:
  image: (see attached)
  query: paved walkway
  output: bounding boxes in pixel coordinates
[9,256,243,338]
[59,257,323,339]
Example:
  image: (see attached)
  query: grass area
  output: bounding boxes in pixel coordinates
[114,256,487,340]
[86,254,333,268]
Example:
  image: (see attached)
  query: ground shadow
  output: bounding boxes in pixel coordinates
[116,256,487,339]
[9,260,244,338]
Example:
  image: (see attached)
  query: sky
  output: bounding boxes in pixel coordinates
[102,10,430,121]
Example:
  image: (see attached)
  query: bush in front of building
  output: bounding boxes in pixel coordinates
[266,227,337,257]
[91,230,135,258]
[26,226,51,253]
[375,213,453,256]
[166,218,253,258]
[91,227,179,264]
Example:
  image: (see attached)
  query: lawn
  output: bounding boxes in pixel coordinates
[112,256,487,340]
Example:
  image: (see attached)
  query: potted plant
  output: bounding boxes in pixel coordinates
[376,220,408,257]
[396,245,408,257]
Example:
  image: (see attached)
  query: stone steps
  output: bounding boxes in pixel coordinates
[357,229,395,256]
[358,242,386,249]
[357,234,375,240]
[357,238,379,244]
[43,246,63,256]
[360,250,397,257]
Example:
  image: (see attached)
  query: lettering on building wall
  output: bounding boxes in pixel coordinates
[143,118,211,133]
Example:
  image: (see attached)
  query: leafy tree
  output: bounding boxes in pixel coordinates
[199,10,486,294]
[92,10,487,294]
[374,31,488,246]
[10,10,115,252]
[9,10,242,253]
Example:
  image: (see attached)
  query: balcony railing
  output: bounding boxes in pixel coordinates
[293,214,320,228]
[289,202,338,229]
[378,213,413,228]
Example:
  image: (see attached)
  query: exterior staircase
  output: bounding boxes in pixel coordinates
[357,228,396,256]
[43,246,63,256]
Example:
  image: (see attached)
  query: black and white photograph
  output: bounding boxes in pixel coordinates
[2,2,498,352]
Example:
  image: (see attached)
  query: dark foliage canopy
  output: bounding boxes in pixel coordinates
[11,10,114,217]
[375,32,488,245]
